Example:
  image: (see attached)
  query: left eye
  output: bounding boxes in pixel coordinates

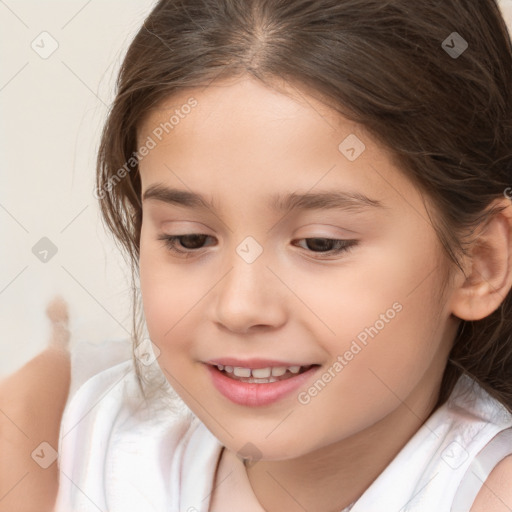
[157,234,358,257]
[293,238,358,256]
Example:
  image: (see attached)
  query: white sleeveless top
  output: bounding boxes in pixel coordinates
[54,359,512,512]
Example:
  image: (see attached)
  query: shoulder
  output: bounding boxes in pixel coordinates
[59,358,193,454]
[62,358,134,422]
[54,360,198,511]
[470,455,512,512]
[58,359,138,453]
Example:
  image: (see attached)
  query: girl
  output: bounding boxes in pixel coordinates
[55,0,512,510]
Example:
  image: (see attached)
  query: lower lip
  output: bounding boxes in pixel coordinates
[205,364,320,407]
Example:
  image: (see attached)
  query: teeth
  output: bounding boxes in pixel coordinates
[239,376,279,383]
[233,367,251,377]
[216,364,310,379]
[252,367,271,378]
[271,367,287,377]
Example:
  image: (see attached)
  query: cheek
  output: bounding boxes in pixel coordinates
[139,233,184,345]
[288,249,448,447]
[138,235,214,363]
[303,227,446,384]
[298,234,440,343]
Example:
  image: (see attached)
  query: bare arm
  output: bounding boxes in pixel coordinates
[0,297,71,512]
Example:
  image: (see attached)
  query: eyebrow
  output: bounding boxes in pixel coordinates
[142,184,386,214]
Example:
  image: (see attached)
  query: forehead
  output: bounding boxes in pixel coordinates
[137,75,357,150]
[136,75,423,218]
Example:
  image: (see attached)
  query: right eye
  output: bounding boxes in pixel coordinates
[157,234,216,255]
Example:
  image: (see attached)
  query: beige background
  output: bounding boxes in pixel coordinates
[1,1,512,384]
[0,0,157,381]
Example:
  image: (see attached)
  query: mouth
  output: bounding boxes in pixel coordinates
[205,361,321,406]
[209,363,318,383]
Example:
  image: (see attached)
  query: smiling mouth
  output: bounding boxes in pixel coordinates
[212,363,319,383]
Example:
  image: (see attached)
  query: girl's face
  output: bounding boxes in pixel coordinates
[137,75,461,460]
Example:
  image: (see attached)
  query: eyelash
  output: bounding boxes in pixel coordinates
[156,234,358,259]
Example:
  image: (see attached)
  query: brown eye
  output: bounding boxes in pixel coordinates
[294,238,358,257]
[157,234,215,254]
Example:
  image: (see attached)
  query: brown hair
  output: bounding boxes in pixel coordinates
[96,0,512,412]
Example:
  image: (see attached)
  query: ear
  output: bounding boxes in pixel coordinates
[450,197,512,321]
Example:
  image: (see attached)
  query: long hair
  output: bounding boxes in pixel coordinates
[95,0,512,411]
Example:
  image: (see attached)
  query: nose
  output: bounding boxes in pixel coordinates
[212,251,288,334]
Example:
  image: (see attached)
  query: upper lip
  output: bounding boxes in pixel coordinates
[205,357,316,369]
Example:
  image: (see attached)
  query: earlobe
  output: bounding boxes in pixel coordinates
[450,198,512,322]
